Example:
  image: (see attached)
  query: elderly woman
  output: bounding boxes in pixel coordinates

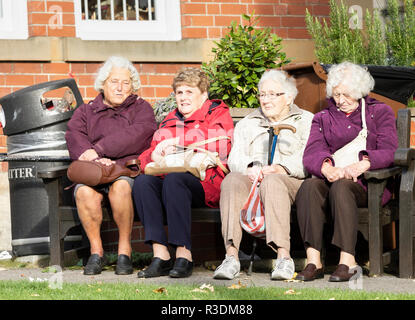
[295,61,398,282]
[133,67,234,278]
[65,56,157,275]
[213,70,313,281]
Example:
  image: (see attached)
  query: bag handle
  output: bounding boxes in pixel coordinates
[187,136,230,148]
[361,98,367,130]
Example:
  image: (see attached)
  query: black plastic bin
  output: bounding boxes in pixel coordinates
[0,78,83,256]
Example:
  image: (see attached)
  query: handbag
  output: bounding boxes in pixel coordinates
[144,136,230,181]
[240,174,266,238]
[67,158,141,186]
[332,98,367,168]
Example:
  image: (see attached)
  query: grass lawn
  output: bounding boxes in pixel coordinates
[0,280,414,300]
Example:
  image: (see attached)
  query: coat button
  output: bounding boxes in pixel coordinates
[347,125,351,129]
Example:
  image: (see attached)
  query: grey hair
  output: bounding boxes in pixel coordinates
[326,61,375,100]
[258,69,298,101]
[94,56,141,92]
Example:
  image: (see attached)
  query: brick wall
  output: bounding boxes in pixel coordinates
[181,0,330,40]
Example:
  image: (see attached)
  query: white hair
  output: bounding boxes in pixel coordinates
[258,69,298,100]
[94,56,141,92]
[326,61,375,100]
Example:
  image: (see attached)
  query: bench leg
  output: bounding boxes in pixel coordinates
[43,177,65,268]
[368,180,387,276]
[399,164,415,278]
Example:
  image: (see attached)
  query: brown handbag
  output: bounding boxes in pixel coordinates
[67,159,141,186]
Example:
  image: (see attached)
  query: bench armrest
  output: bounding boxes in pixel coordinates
[364,166,401,181]
[395,148,415,167]
[37,165,69,179]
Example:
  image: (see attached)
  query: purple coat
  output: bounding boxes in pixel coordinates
[65,93,157,166]
[303,96,398,204]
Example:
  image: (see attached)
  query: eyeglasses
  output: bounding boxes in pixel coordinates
[257,92,285,100]
[107,79,132,89]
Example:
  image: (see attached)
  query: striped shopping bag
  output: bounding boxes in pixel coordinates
[240,174,266,238]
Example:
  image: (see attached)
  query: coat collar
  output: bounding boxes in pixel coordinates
[246,104,304,127]
[90,93,138,112]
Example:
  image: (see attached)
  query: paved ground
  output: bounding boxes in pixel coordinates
[1,265,415,295]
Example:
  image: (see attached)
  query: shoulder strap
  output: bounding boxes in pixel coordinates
[361,98,367,130]
[187,136,230,148]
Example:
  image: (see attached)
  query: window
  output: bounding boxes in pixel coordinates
[0,0,28,39]
[74,0,181,41]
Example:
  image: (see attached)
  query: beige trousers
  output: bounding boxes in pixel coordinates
[219,172,303,253]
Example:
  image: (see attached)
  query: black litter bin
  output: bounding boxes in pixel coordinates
[0,78,83,256]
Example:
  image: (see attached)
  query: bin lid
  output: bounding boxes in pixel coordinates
[0,78,84,136]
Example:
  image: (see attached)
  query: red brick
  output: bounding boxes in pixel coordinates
[182,27,208,39]
[281,16,306,28]
[0,88,12,98]
[0,63,12,73]
[257,16,281,27]
[155,87,174,98]
[207,27,222,39]
[220,4,247,15]
[43,63,70,74]
[28,1,46,13]
[191,15,214,27]
[207,4,220,15]
[312,4,330,16]
[30,13,54,25]
[47,25,76,37]
[148,75,174,86]
[154,64,183,74]
[214,16,241,27]
[46,1,74,13]
[141,86,155,98]
[247,4,274,16]
[181,3,206,15]
[5,75,34,86]
[14,63,42,74]
[287,5,311,15]
[77,75,95,86]
[287,28,311,39]
[34,75,49,84]
[70,63,86,74]
[29,25,47,36]
[86,63,103,74]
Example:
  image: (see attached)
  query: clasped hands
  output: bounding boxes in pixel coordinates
[321,159,370,183]
[247,164,287,183]
[79,149,115,166]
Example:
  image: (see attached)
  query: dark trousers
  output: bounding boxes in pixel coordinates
[132,172,205,250]
[295,178,368,256]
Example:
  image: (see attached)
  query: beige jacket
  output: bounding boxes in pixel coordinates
[227,104,313,179]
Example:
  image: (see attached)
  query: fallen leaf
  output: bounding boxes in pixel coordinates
[284,289,301,295]
[135,289,141,293]
[329,297,336,300]
[97,288,102,292]
[227,281,246,290]
[30,293,40,297]
[153,287,168,294]
[200,283,214,292]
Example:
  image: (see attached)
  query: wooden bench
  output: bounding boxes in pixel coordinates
[37,105,414,278]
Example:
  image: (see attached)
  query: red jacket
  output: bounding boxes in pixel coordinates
[139,99,234,207]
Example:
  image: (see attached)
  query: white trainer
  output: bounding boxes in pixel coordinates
[271,257,295,280]
[213,255,241,280]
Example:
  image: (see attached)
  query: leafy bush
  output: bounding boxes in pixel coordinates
[306,0,415,66]
[202,13,290,108]
[152,92,177,123]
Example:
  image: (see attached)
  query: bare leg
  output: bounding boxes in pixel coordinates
[176,246,192,262]
[108,179,134,257]
[339,251,357,267]
[306,247,323,269]
[225,245,239,261]
[153,243,171,260]
[75,186,104,257]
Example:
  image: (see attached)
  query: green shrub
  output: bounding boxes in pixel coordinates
[306,0,415,67]
[202,13,290,109]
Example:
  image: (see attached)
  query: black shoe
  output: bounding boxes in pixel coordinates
[137,257,174,278]
[115,254,133,275]
[169,258,193,278]
[84,254,107,275]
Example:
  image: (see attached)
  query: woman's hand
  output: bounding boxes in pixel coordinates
[247,166,263,183]
[95,157,115,166]
[321,161,345,182]
[79,149,99,161]
[154,137,180,157]
[344,159,370,182]
[262,164,287,176]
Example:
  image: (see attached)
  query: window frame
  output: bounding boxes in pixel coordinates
[74,0,181,41]
[0,0,28,39]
